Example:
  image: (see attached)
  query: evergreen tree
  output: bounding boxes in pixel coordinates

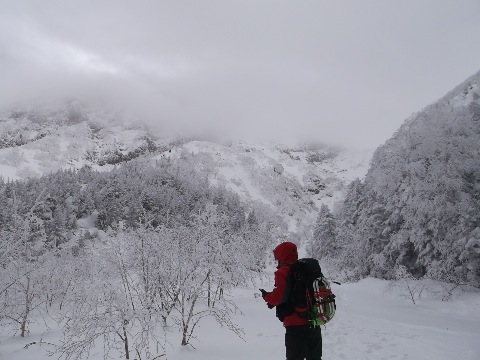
[311,204,336,259]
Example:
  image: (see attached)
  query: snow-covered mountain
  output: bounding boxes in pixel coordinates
[332,69,480,284]
[0,101,373,236]
[0,101,160,178]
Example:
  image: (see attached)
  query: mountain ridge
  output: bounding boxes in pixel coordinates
[0,102,374,238]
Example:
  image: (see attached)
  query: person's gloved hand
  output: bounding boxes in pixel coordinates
[259,289,268,298]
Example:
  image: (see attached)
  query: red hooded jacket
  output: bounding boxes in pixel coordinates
[263,242,309,327]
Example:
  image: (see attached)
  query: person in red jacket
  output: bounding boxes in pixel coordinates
[260,241,322,360]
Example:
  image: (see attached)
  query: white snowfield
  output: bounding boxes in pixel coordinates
[1,277,478,360]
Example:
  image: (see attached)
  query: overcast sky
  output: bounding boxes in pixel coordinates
[1,0,480,148]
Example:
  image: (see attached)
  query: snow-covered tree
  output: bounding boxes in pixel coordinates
[311,204,337,259]
[58,231,166,360]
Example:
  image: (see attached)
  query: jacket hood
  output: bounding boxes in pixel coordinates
[273,242,298,265]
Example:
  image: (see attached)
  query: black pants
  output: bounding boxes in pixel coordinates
[285,325,322,360]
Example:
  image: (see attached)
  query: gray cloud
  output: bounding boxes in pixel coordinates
[1,0,480,147]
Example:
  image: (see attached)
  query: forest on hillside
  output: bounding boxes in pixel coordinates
[313,78,480,286]
[0,154,284,358]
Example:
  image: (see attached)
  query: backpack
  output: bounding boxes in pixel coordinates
[276,258,336,327]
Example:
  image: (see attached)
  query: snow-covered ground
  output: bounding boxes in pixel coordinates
[1,277,478,360]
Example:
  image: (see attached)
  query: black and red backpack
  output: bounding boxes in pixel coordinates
[276,258,336,327]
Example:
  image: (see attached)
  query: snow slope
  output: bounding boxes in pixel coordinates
[1,278,478,360]
[160,140,373,234]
